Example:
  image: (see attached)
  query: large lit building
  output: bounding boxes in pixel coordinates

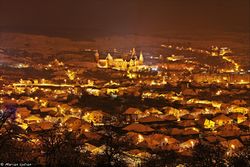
[97,48,144,71]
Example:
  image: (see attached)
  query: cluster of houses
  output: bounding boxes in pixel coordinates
[1,93,249,165]
[121,106,249,155]
[1,96,106,133]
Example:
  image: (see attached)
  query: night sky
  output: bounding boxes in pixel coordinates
[0,0,249,38]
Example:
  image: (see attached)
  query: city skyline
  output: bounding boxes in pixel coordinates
[0,1,249,166]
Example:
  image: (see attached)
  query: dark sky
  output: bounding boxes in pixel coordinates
[0,0,249,38]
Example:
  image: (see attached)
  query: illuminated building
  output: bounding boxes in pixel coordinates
[95,50,100,62]
[139,51,144,64]
[193,73,250,84]
[66,70,76,81]
[212,114,233,126]
[203,119,215,129]
[97,49,144,70]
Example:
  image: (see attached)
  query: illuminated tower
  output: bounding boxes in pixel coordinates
[66,70,76,81]
[131,48,136,58]
[139,51,144,65]
[95,50,100,63]
[106,53,113,66]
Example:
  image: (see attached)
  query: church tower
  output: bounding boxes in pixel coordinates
[139,51,144,65]
[106,53,113,66]
[131,48,136,57]
[95,50,100,63]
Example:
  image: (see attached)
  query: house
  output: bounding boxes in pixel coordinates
[123,123,154,133]
[123,132,144,144]
[170,128,183,136]
[145,134,178,149]
[220,139,244,150]
[125,149,151,159]
[239,120,250,129]
[124,149,151,167]
[21,100,38,109]
[181,114,195,120]
[204,135,226,143]
[37,122,54,130]
[203,119,215,129]
[163,107,180,117]
[163,115,177,121]
[82,110,108,125]
[18,123,29,130]
[190,108,203,117]
[68,98,79,106]
[83,132,102,141]
[123,107,143,122]
[216,124,241,137]
[211,101,223,109]
[80,122,92,133]
[138,115,165,124]
[182,88,197,96]
[47,101,60,108]
[229,113,247,124]
[24,115,42,124]
[28,124,41,132]
[163,107,191,120]
[106,88,119,95]
[28,122,54,132]
[228,105,248,114]
[231,100,247,106]
[88,110,107,125]
[179,139,198,150]
[32,104,39,111]
[64,117,82,131]
[3,99,18,106]
[40,107,57,113]
[240,135,250,143]
[178,109,190,117]
[212,114,233,126]
[144,107,162,115]
[182,127,200,136]
[44,115,60,123]
[16,107,31,118]
[178,120,196,128]
[59,104,71,112]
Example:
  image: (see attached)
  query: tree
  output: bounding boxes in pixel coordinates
[0,105,16,128]
[38,126,90,166]
[0,106,38,164]
[142,149,179,167]
[95,126,127,167]
[228,143,250,167]
[190,142,226,167]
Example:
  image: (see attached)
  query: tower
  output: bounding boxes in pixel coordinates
[106,53,113,66]
[131,48,136,59]
[95,50,100,63]
[139,51,144,65]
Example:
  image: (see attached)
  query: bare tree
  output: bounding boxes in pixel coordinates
[95,126,127,167]
[191,142,226,167]
[38,126,91,166]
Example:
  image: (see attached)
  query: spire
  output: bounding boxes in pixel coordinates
[139,51,144,64]
[95,50,100,62]
[106,53,113,61]
[131,48,136,57]
[106,53,113,66]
